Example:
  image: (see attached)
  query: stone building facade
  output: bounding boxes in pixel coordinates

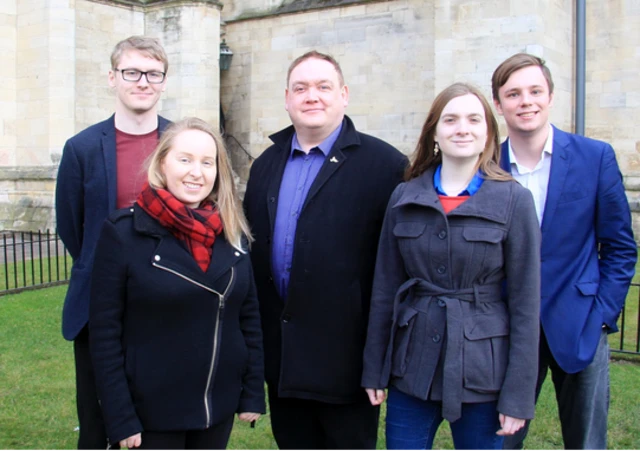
[1,0,639,237]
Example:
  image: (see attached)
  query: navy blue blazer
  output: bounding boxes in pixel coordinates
[500,125,636,373]
[55,114,171,340]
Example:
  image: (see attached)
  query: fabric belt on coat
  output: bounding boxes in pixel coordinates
[391,278,503,423]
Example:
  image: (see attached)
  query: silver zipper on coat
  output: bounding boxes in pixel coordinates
[152,263,235,427]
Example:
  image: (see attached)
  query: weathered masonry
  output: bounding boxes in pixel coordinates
[1,1,639,238]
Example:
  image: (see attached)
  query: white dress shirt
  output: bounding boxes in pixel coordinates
[508,125,554,226]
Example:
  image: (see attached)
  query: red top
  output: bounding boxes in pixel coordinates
[438,195,469,214]
[115,128,158,209]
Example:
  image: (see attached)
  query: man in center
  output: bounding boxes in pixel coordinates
[243,51,407,449]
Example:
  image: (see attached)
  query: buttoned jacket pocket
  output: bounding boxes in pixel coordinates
[462,310,509,394]
[393,222,427,238]
[461,227,506,272]
[393,221,428,265]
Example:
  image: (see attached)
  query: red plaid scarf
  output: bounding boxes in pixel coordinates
[136,183,223,272]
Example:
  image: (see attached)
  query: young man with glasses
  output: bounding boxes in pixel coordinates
[55,35,171,449]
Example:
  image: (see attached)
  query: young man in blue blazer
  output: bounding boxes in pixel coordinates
[492,53,636,449]
[55,36,171,449]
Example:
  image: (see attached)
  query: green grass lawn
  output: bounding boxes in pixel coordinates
[1,285,639,449]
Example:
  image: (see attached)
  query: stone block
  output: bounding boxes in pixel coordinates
[600,93,626,108]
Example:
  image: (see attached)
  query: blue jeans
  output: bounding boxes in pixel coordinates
[386,386,504,450]
[503,328,610,450]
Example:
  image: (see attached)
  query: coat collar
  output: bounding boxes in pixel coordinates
[393,167,513,225]
[131,203,242,287]
[265,115,361,229]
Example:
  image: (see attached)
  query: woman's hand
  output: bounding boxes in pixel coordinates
[238,412,261,422]
[496,414,525,436]
[119,433,142,449]
[365,388,386,406]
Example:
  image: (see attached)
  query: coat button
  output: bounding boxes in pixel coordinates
[437,299,446,307]
[234,251,240,257]
[437,265,446,274]
[282,314,292,323]
[438,230,447,240]
[269,197,276,203]
[432,334,441,343]
[154,255,161,261]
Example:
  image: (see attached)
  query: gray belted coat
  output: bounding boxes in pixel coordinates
[362,167,541,421]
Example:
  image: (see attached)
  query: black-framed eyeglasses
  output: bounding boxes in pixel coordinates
[115,68,166,84]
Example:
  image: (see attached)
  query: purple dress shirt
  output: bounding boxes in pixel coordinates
[271,124,342,300]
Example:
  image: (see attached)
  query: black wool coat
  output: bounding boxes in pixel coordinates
[89,205,265,443]
[243,116,407,404]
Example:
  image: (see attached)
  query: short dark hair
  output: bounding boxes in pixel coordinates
[286,50,345,87]
[491,53,554,102]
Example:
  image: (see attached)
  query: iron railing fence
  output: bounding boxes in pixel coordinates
[0,230,639,356]
[614,282,640,356]
[0,230,71,295]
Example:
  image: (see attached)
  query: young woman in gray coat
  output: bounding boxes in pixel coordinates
[362,83,541,449]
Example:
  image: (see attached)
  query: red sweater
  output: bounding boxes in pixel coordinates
[438,195,469,214]
[115,128,158,208]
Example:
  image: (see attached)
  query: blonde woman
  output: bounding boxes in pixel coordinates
[89,117,265,449]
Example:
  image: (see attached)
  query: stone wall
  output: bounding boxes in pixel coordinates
[0,1,17,167]
[0,167,56,230]
[584,0,640,224]
[220,0,574,175]
[145,2,222,121]
[1,0,225,232]
[2,0,640,238]
[220,0,436,182]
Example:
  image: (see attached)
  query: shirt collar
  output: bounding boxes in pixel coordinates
[291,122,343,157]
[433,164,485,196]
[508,124,554,168]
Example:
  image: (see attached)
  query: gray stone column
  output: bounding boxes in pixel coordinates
[145,0,224,126]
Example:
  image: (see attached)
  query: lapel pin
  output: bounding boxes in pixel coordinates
[330,156,339,163]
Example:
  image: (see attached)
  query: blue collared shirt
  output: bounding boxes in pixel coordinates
[272,124,343,300]
[433,165,484,196]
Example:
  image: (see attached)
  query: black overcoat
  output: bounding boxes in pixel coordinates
[89,205,265,443]
[243,116,407,403]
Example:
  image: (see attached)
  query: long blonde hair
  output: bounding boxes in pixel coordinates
[146,117,253,251]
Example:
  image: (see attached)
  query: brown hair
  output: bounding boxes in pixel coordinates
[146,117,253,250]
[286,50,345,87]
[111,36,169,72]
[406,82,511,182]
[491,53,554,101]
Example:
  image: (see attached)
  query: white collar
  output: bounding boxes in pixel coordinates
[508,124,554,168]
